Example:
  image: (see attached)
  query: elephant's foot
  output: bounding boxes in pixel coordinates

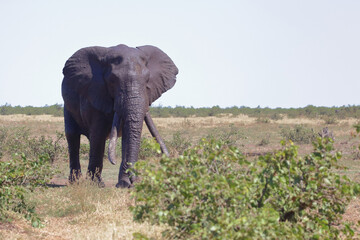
[92,176,105,188]
[90,176,106,188]
[69,169,82,183]
[86,170,105,188]
[130,175,140,184]
[116,174,132,188]
[116,180,131,188]
[97,180,106,188]
[116,175,140,188]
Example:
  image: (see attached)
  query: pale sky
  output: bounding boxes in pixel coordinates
[0,0,359,108]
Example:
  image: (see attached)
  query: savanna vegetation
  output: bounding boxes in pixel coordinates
[0,106,360,239]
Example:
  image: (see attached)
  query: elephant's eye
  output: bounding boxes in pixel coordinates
[111,57,123,65]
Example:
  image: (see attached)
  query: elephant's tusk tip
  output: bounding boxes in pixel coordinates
[108,156,117,165]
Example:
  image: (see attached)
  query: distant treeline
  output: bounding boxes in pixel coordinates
[149,105,360,119]
[1,103,360,119]
[0,104,63,117]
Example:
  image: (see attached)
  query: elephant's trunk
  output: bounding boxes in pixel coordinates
[117,95,146,187]
[108,112,121,165]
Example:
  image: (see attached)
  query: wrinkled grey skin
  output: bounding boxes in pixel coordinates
[61,44,178,188]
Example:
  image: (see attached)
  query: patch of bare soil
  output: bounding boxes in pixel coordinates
[343,197,360,235]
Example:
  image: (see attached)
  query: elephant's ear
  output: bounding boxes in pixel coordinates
[136,45,178,104]
[63,47,113,114]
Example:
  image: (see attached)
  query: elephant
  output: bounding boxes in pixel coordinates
[61,44,178,188]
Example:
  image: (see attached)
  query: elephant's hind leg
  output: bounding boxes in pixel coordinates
[64,108,82,183]
[67,133,81,182]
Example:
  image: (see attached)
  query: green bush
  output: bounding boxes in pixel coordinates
[0,127,64,226]
[0,154,55,227]
[131,137,358,239]
[139,137,161,160]
[280,125,317,144]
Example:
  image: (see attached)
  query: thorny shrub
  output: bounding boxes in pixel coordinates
[207,125,247,147]
[132,137,359,239]
[167,132,192,156]
[0,127,66,162]
[280,125,317,144]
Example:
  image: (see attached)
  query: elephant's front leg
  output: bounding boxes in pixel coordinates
[88,133,107,187]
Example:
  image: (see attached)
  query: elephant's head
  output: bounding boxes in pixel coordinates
[63,44,178,186]
[104,45,178,174]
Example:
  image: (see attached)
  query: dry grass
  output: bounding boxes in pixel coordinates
[153,114,256,129]
[0,114,358,126]
[153,115,359,129]
[0,114,63,123]
[0,181,166,240]
[0,115,64,138]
